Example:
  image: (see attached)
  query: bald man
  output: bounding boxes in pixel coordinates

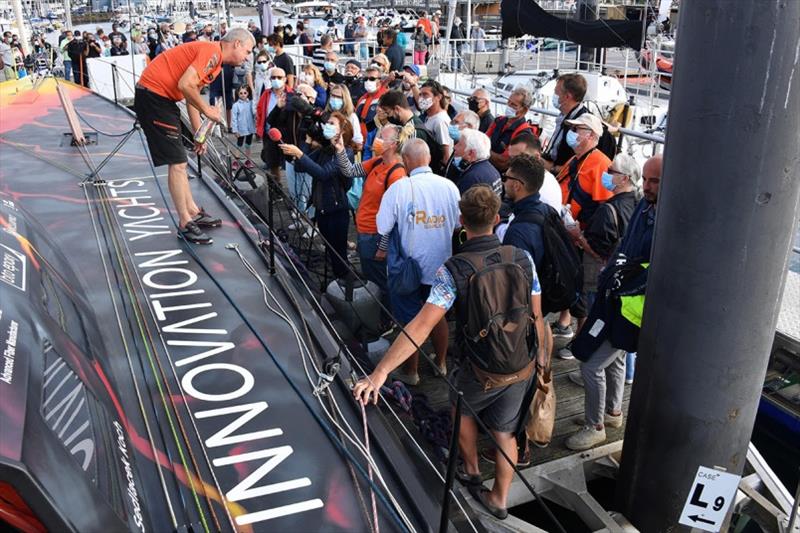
[375,139,461,385]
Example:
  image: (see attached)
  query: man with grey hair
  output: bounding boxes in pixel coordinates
[445,109,480,182]
[375,138,461,384]
[313,33,334,70]
[135,30,255,244]
[486,87,536,172]
[454,129,502,195]
[469,87,495,132]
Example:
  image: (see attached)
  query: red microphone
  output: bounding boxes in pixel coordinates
[268,128,283,144]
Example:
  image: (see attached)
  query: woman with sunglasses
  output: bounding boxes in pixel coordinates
[252,51,270,102]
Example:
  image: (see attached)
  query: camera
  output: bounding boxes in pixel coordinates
[289,95,329,144]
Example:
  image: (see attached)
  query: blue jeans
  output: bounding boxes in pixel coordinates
[63,59,72,81]
[357,233,387,293]
[626,352,636,382]
[285,162,313,216]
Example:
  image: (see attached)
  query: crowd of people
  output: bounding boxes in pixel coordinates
[68,17,659,520]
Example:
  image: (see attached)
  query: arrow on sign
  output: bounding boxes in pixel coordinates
[688,515,715,525]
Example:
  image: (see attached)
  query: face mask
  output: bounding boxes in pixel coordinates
[256,62,268,72]
[448,124,461,142]
[364,80,378,93]
[271,78,285,90]
[467,97,480,113]
[566,130,580,148]
[329,97,344,111]
[452,156,463,168]
[324,61,336,72]
[372,137,385,155]
[551,93,560,109]
[322,123,338,140]
[601,172,616,192]
[418,97,433,111]
[266,45,275,54]
[300,73,313,84]
[504,105,517,118]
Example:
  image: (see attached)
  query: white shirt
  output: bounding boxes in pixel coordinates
[424,110,453,149]
[376,166,461,284]
[539,170,562,212]
[347,112,364,145]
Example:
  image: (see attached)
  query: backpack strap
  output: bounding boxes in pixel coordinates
[384,162,404,191]
[510,209,546,227]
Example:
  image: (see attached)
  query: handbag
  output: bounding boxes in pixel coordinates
[387,179,422,296]
[526,365,556,446]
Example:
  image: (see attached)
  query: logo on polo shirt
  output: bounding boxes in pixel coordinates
[415,210,446,229]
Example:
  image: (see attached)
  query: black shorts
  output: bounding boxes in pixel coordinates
[135,87,187,167]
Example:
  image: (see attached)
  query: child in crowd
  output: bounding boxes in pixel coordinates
[231,86,256,169]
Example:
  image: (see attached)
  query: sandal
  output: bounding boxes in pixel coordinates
[468,484,509,520]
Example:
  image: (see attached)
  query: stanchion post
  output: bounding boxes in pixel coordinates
[111,63,118,104]
[439,392,463,533]
[268,180,276,275]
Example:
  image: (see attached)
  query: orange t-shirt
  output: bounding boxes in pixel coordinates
[417,18,433,38]
[138,41,223,101]
[356,157,406,234]
[557,149,613,221]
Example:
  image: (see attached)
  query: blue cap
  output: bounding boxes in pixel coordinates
[403,64,421,77]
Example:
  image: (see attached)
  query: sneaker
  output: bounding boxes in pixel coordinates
[567,370,584,387]
[557,345,576,360]
[178,221,212,245]
[192,208,222,228]
[389,369,419,386]
[572,412,623,429]
[550,322,574,339]
[565,425,607,451]
[479,446,531,467]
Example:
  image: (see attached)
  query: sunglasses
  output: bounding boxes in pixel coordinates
[500,174,524,185]
[365,76,380,81]
[608,169,626,176]
[257,60,268,64]
[270,76,284,80]
[570,126,591,133]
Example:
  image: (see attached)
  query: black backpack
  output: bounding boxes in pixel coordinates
[512,206,583,313]
[447,246,535,374]
[596,123,619,160]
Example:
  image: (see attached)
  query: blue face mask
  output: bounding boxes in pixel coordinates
[566,130,580,148]
[448,124,461,142]
[322,123,338,140]
[266,45,275,54]
[551,93,560,109]
[452,156,463,168]
[324,61,336,72]
[329,97,344,110]
[601,172,616,192]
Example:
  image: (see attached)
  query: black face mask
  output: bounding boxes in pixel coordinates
[387,115,404,126]
[467,97,480,113]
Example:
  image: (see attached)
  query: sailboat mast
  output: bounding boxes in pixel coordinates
[11,0,30,56]
[617,1,800,531]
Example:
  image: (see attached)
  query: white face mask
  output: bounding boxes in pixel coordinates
[504,105,518,117]
[418,97,433,111]
[300,73,314,85]
[364,80,378,93]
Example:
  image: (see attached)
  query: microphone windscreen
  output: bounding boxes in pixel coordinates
[268,128,282,142]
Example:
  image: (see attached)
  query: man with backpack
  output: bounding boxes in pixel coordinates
[379,90,446,175]
[355,184,546,520]
[502,154,584,367]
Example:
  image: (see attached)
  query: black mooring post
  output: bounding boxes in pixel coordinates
[617,1,800,531]
[268,180,276,276]
[439,392,463,533]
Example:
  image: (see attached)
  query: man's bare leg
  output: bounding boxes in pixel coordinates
[487,430,517,509]
[458,414,480,476]
[168,162,194,228]
[432,316,449,371]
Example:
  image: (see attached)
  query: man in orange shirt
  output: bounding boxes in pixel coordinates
[553,112,612,346]
[134,28,254,244]
[556,113,613,225]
